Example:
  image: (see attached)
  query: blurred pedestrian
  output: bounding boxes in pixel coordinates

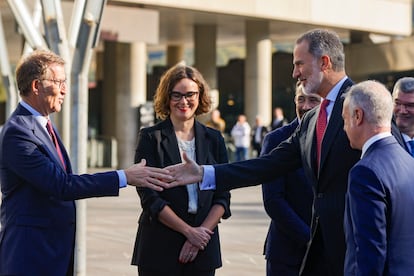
[206,108,226,134]
[270,107,288,130]
[231,114,251,161]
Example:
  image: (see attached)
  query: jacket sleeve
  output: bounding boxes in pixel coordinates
[135,129,168,218]
[210,132,231,219]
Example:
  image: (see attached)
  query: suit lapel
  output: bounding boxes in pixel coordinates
[35,121,68,171]
[159,119,182,165]
[194,121,209,165]
[305,109,318,173]
[319,79,353,172]
[16,105,66,172]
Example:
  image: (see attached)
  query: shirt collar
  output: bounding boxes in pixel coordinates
[323,76,348,120]
[20,100,49,127]
[361,132,392,158]
[401,132,414,143]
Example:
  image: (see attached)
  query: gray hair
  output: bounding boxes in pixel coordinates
[392,77,414,99]
[296,29,345,72]
[344,80,392,128]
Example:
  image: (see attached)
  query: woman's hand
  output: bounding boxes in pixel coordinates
[179,240,199,263]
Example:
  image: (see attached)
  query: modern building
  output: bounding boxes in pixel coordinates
[1,0,413,168]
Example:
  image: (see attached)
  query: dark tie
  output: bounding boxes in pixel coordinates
[46,120,66,170]
[408,140,414,157]
[316,99,330,170]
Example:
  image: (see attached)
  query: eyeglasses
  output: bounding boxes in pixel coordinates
[41,78,67,89]
[169,91,199,101]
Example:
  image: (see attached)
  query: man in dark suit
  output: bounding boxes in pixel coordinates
[166,29,406,276]
[0,49,170,275]
[392,77,414,155]
[343,80,414,275]
[261,84,321,276]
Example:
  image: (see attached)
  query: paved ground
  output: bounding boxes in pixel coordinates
[86,185,268,276]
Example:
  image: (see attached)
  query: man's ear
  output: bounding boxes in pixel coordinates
[31,79,40,95]
[354,108,364,125]
[320,55,331,71]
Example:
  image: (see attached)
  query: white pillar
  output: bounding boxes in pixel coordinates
[194,24,218,121]
[167,44,184,67]
[245,20,272,127]
[102,41,147,169]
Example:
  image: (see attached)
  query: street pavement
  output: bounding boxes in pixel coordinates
[86,185,268,275]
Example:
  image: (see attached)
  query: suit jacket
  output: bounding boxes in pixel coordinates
[131,118,231,272]
[345,136,414,275]
[261,118,313,270]
[0,103,119,275]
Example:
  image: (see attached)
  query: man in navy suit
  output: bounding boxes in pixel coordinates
[342,80,414,275]
[166,29,406,276]
[261,84,321,276]
[0,49,170,275]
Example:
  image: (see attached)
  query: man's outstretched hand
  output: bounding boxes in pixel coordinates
[166,152,204,188]
[124,159,173,191]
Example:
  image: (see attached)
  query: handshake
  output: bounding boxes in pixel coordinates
[124,153,204,191]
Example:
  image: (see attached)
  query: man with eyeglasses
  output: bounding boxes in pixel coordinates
[0,49,171,275]
[392,77,414,156]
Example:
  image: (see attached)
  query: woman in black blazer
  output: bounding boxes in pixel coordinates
[131,64,231,276]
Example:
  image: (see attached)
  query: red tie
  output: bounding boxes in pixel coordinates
[46,120,66,170]
[316,99,330,170]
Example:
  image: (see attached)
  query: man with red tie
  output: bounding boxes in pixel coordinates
[166,29,406,276]
[0,49,170,275]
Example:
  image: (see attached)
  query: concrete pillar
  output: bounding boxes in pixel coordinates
[194,24,218,122]
[194,25,217,88]
[102,41,147,169]
[167,44,184,67]
[245,20,272,127]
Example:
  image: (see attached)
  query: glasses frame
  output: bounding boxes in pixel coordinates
[169,91,199,101]
[40,78,67,89]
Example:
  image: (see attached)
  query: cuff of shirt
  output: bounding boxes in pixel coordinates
[200,165,216,190]
[117,170,127,188]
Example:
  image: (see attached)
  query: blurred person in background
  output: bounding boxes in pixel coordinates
[251,115,269,157]
[206,109,226,134]
[270,107,288,130]
[231,114,251,161]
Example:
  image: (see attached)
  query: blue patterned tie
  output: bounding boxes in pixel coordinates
[408,140,414,157]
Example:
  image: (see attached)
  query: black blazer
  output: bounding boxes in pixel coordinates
[212,78,405,275]
[131,118,231,272]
